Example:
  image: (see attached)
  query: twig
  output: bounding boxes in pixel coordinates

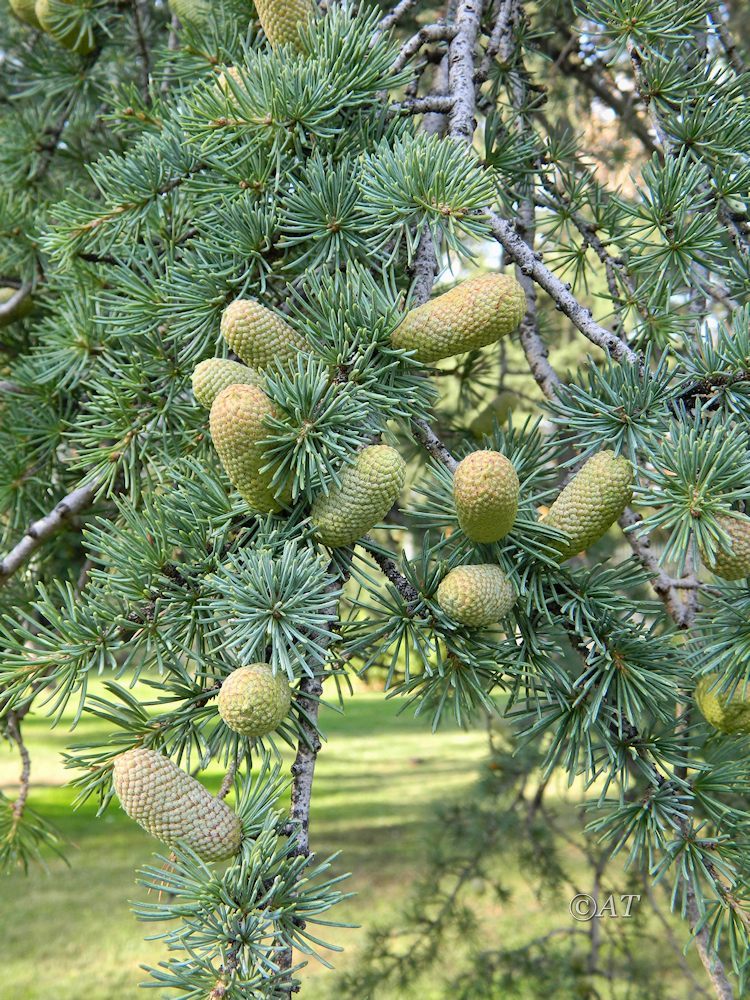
[5,712,31,825]
[379,0,420,33]
[487,211,641,366]
[515,202,561,399]
[362,540,421,606]
[411,417,458,472]
[131,0,152,102]
[0,283,31,321]
[393,22,457,72]
[217,756,237,801]
[0,483,97,586]
[708,2,746,76]
[391,95,454,115]
[447,0,484,143]
[477,0,516,83]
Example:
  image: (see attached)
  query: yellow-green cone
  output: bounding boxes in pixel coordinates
[541,451,633,560]
[220,299,309,371]
[0,287,32,327]
[191,358,262,409]
[311,445,405,547]
[35,0,96,52]
[9,0,42,28]
[113,748,242,861]
[454,450,519,543]
[255,0,313,48]
[703,514,750,581]
[168,0,209,24]
[695,674,750,734]
[209,383,290,513]
[391,274,526,364]
[436,564,515,627]
[218,664,291,738]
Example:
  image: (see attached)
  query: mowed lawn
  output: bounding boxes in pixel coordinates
[0,682,706,999]
[0,684,491,999]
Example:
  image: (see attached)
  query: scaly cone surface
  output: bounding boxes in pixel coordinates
[113,748,242,861]
[218,664,292,738]
[695,674,750,734]
[209,383,291,513]
[220,299,309,371]
[703,514,750,580]
[541,451,633,560]
[391,274,526,364]
[255,0,313,48]
[192,358,262,409]
[311,445,406,547]
[454,450,519,543]
[436,564,516,627]
[168,0,210,24]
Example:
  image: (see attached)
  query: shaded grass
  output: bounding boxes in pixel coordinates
[0,686,488,999]
[0,684,707,999]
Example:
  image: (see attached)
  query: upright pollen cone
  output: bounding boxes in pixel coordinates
[113,748,242,861]
[436,564,516,627]
[454,450,519,543]
[192,358,262,409]
[541,451,633,560]
[695,674,750,734]
[218,664,292,738]
[391,274,526,364]
[703,514,750,581]
[311,445,406,547]
[209,383,291,512]
[255,0,314,48]
[220,299,309,371]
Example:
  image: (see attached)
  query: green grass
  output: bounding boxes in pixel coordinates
[0,685,490,999]
[0,684,706,999]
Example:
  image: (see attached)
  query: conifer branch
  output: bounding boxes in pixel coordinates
[379,0,421,33]
[447,0,483,143]
[477,0,517,84]
[410,417,458,472]
[131,0,153,102]
[4,711,31,827]
[391,95,454,115]
[708,2,746,76]
[487,211,641,365]
[392,22,457,72]
[363,542,421,605]
[0,483,97,586]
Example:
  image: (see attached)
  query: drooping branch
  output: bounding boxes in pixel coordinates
[487,211,641,365]
[0,483,97,586]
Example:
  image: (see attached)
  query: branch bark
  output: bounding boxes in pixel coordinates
[0,483,97,586]
[487,210,641,366]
